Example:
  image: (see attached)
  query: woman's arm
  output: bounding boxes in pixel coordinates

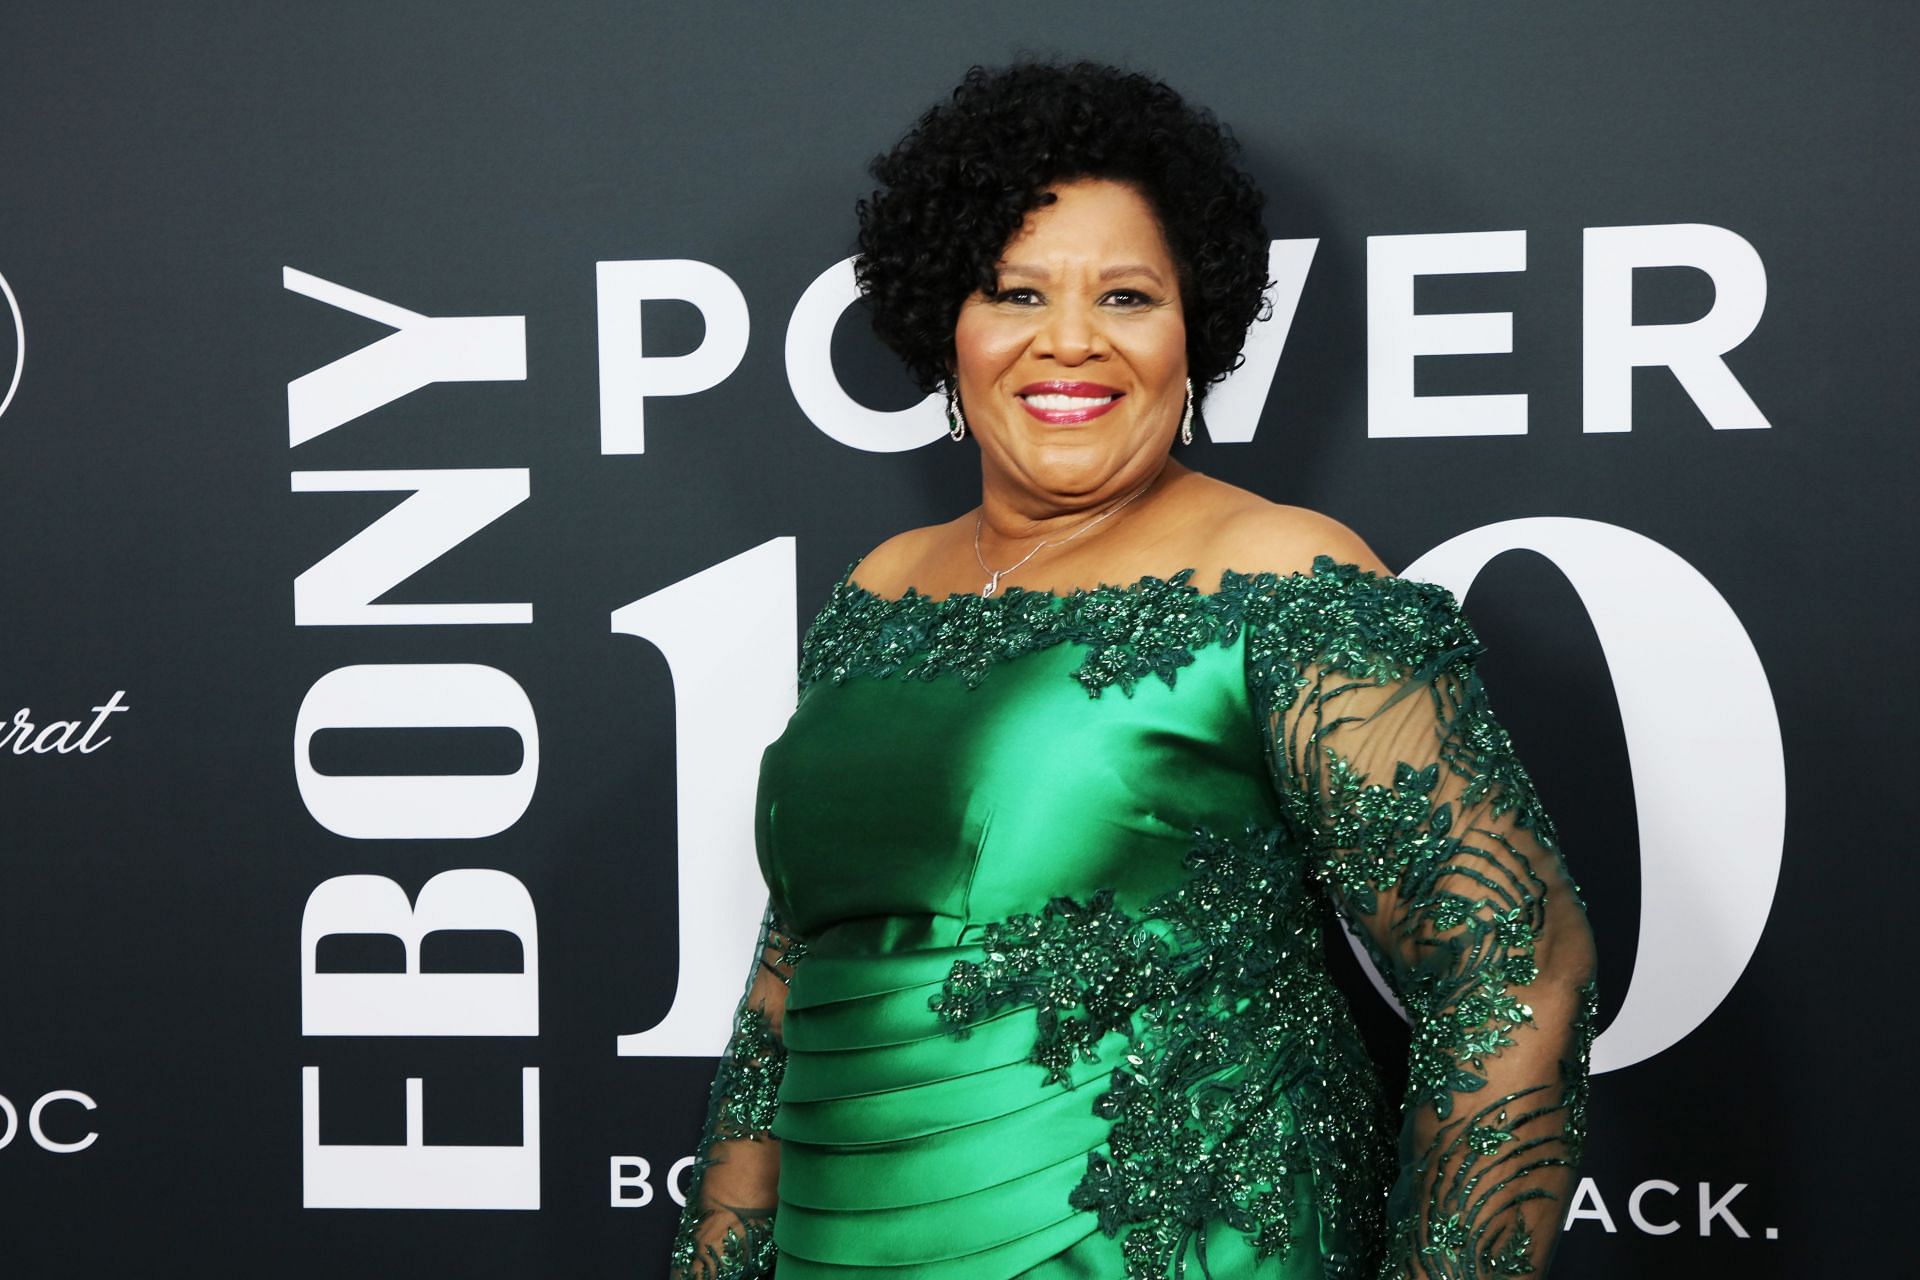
[668,903,805,1280]
[1251,568,1599,1277]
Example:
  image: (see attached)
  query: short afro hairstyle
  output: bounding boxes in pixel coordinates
[854,60,1272,404]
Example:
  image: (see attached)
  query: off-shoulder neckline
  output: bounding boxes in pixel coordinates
[836,552,1394,609]
[804,552,1472,695]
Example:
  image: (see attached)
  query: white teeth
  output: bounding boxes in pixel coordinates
[1023,393,1116,409]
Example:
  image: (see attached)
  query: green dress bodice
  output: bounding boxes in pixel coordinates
[671,557,1600,1280]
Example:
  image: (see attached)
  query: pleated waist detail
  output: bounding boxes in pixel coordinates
[772,943,1132,1274]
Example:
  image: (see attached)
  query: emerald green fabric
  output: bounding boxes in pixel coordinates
[671,557,1599,1280]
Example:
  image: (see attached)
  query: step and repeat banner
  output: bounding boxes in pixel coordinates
[1,4,1908,1276]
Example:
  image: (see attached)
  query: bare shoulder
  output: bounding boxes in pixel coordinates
[844,515,968,597]
[1188,480,1395,584]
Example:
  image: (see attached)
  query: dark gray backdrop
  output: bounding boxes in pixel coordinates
[0,3,1910,1275]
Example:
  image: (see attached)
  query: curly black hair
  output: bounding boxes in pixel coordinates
[854,60,1272,404]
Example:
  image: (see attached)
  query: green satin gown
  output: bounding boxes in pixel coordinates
[670,556,1599,1280]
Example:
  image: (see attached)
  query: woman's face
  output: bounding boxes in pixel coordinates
[953,177,1188,506]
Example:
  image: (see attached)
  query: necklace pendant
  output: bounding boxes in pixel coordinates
[981,571,1001,598]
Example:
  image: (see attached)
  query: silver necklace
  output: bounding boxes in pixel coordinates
[972,475,1156,597]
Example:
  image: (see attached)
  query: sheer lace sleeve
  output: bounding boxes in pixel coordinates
[1247,563,1600,1278]
[668,902,806,1280]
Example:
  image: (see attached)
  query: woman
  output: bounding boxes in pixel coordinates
[671,61,1598,1280]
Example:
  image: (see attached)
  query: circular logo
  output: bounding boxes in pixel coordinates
[0,268,21,422]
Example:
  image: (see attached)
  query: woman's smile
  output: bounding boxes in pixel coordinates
[1016,379,1125,423]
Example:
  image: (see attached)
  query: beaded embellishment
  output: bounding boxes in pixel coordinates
[669,909,808,1280]
[930,823,1396,1279]
[800,554,1402,697]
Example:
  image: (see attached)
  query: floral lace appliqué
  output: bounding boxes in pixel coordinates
[1243,565,1599,1278]
[799,558,1350,696]
[929,824,1396,1280]
[669,911,808,1280]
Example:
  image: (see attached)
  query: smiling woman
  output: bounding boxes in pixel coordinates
[669,59,1599,1280]
[954,179,1190,524]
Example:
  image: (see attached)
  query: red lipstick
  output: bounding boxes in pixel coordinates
[1016,380,1125,424]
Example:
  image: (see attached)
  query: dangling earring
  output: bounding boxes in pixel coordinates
[1179,377,1195,446]
[945,380,968,442]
